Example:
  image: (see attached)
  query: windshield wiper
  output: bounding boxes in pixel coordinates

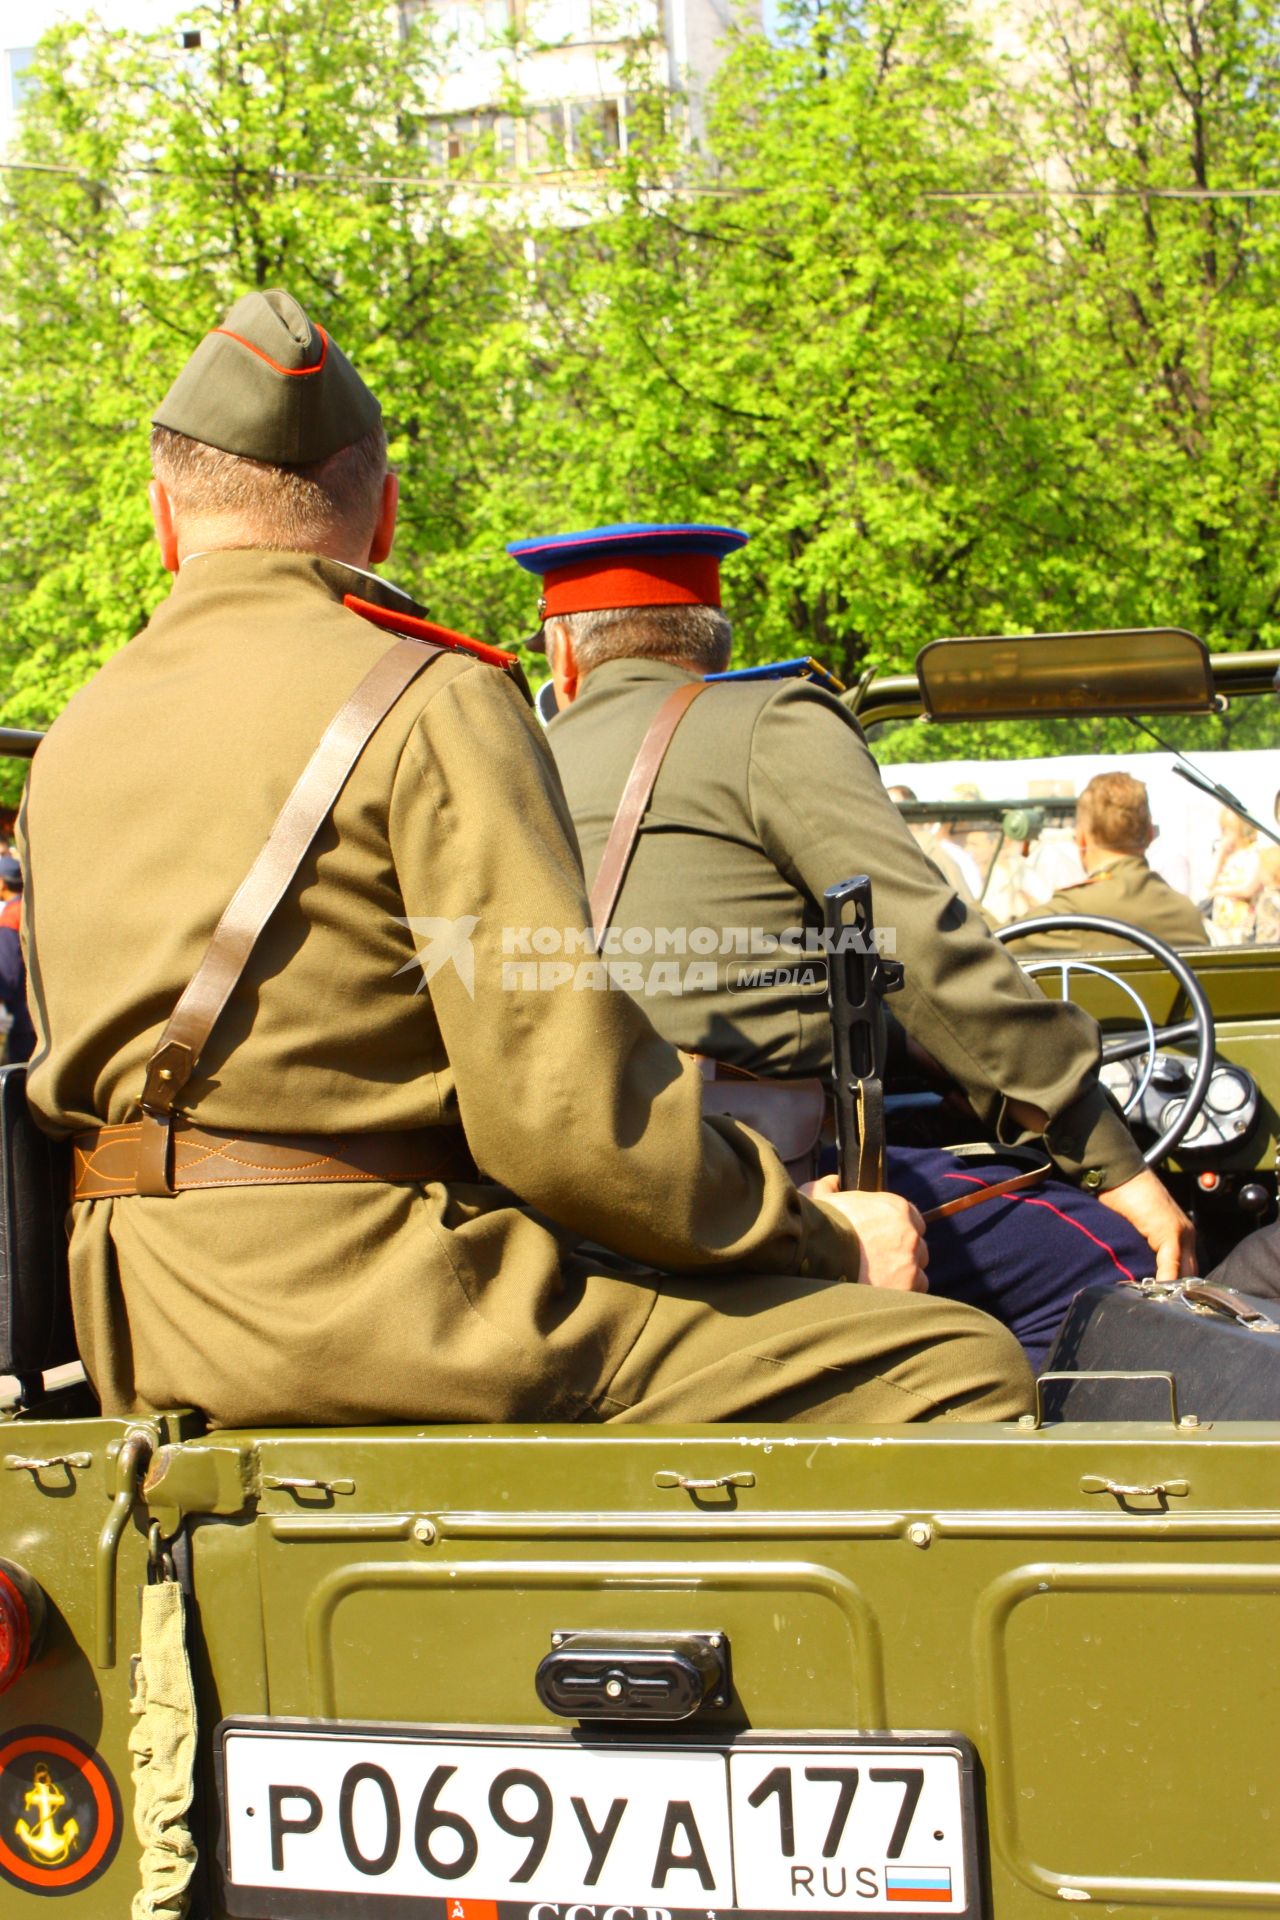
[1126,716,1280,849]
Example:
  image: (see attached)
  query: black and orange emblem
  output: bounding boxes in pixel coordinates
[0,1727,121,1895]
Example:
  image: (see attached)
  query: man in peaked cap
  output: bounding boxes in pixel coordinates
[518,522,1197,1367]
[18,294,1033,1429]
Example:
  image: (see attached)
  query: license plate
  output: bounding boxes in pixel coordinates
[216,1722,981,1919]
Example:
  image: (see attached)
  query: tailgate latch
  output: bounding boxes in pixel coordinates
[536,1631,731,1722]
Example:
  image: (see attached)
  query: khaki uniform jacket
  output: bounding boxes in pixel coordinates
[21,553,857,1428]
[1004,856,1208,954]
[546,659,1143,1191]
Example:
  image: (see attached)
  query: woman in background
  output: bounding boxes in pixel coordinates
[1207,808,1263,944]
[1253,793,1280,946]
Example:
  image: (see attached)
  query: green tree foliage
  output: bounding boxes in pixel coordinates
[531,0,1280,686]
[529,0,1038,678]
[0,0,536,748]
[1,0,1278,781]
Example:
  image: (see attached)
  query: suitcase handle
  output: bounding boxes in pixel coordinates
[1181,1282,1280,1333]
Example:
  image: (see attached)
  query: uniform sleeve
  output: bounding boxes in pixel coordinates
[746,685,1143,1191]
[388,662,859,1281]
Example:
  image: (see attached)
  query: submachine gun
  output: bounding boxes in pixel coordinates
[824,876,904,1191]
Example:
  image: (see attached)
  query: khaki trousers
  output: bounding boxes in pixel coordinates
[595,1273,1034,1425]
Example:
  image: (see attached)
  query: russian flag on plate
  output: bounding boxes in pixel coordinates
[885,1865,953,1902]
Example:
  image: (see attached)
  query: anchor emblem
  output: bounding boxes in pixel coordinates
[15,1763,80,1867]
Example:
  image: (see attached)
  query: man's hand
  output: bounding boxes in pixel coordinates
[1098,1168,1197,1283]
[801,1177,929,1291]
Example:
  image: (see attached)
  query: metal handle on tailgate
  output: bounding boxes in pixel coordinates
[654,1471,755,1492]
[1029,1370,1185,1431]
[1080,1475,1190,1499]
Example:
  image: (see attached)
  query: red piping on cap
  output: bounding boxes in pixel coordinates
[210,325,330,377]
[344,595,518,668]
[542,554,721,617]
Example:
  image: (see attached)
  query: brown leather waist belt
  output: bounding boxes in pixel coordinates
[71,1122,472,1201]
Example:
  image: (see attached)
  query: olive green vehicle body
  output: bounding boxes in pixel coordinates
[1,641,1277,1919]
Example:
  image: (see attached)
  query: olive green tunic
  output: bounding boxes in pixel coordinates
[1004,855,1208,954]
[21,553,1029,1427]
[546,659,1144,1192]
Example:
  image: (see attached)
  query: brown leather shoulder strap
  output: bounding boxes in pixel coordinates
[921,1160,1052,1224]
[589,679,708,947]
[136,636,443,1195]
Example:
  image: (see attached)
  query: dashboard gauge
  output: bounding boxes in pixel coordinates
[1100,1059,1136,1102]
[1205,1071,1249,1115]
[1161,1097,1208,1145]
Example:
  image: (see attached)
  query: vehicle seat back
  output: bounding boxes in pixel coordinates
[0,1064,76,1380]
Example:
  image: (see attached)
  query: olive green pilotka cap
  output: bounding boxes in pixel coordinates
[152,288,381,465]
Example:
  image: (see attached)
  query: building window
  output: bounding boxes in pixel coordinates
[425,110,518,169]
[569,98,621,167]
[526,103,568,171]
[7,47,36,111]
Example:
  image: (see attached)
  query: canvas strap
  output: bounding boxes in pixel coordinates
[588,679,708,946]
[135,637,443,1197]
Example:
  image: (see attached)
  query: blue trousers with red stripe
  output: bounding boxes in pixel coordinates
[886,1146,1152,1371]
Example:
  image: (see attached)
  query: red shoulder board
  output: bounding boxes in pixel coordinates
[344,594,518,670]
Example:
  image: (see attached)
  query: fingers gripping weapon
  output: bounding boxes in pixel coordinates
[824,877,904,1192]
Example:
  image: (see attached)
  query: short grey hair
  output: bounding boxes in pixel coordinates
[151,422,387,548]
[549,603,732,676]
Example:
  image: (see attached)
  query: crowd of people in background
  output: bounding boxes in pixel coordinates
[0,842,32,1064]
[891,775,1280,951]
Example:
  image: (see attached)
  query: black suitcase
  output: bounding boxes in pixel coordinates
[1042,1279,1280,1420]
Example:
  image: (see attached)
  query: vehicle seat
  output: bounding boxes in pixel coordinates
[0,1064,77,1391]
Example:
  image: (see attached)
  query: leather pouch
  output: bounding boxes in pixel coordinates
[699,1076,828,1184]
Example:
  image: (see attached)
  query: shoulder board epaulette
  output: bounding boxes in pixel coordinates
[705,655,846,695]
[344,594,518,670]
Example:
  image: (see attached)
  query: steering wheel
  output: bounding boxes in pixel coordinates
[995,915,1215,1168]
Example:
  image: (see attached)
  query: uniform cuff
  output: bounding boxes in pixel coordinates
[1043,1083,1145,1192]
[797,1194,861,1285]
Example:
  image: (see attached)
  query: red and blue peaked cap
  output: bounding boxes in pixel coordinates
[507,523,749,635]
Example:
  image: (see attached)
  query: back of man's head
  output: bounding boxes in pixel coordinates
[548,603,732,677]
[150,422,387,554]
[150,288,388,559]
[1078,772,1153,857]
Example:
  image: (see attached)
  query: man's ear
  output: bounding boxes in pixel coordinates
[368,472,399,566]
[149,479,180,575]
[548,623,581,706]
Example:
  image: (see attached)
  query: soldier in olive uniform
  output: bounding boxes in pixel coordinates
[19,293,1032,1430]
[1004,772,1208,953]
[520,524,1195,1364]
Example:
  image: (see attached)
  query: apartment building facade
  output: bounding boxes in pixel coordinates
[2,0,757,168]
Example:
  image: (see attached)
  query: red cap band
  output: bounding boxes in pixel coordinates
[542,553,722,617]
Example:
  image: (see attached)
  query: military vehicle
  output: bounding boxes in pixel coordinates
[0,630,1275,1920]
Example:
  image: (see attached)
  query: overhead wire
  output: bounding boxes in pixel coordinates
[3,158,1280,200]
